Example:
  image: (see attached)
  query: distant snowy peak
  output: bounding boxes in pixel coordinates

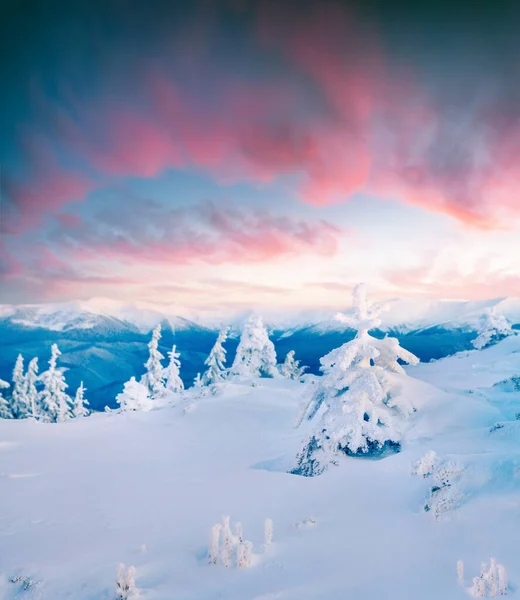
[0,295,519,335]
[0,298,209,334]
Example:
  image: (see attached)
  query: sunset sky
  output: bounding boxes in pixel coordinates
[1,0,519,311]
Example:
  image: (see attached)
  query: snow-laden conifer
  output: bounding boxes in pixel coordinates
[201,328,229,385]
[141,323,166,398]
[292,284,419,477]
[117,377,152,412]
[473,308,514,350]
[39,344,71,423]
[0,379,12,419]
[280,350,307,380]
[11,354,28,418]
[230,316,277,379]
[72,382,90,418]
[163,344,184,394]
[24,358,39,419]
[467,558,508,597]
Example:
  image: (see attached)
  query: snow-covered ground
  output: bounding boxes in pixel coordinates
[1,337,520,599]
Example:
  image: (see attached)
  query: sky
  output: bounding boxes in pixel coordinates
[1,0,519,311]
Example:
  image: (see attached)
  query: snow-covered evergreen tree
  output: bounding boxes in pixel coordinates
[117,377,152,412]
[24,358,39,419]
[163,345,184,394]
[0,379,12,419]
[230,316,277,379]
[280,350,307,380]
[72,382,90,418]
[292,284,419,477]
[201,328,229,385]
[473,307,514,350]
[39,344,71,423]
[11,354,28,418]
[140,324,166,398]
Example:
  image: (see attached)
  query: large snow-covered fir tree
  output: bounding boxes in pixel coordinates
[280,350,307,380]
[11,354,28,418]
[472,307,514,350]
[201,328,229,386]
[72,382,90,418]
[163,345,184,394]
[292,284,420,477]
[39,344,71,423]
[230,316,278,379]
[24,357,39,419]
[117,377,152,412]
[0,379,11,419]
[141,324,166,398]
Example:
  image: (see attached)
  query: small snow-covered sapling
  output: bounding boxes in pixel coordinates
[116,563,138,599]
[264,518,274,549]
[462,558,508,597]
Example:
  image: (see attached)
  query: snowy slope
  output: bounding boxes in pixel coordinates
[1,355,520,599]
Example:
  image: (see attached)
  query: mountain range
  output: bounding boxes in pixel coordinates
[1,296,519,411]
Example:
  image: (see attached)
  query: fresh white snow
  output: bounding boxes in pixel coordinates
[1,336,520,599]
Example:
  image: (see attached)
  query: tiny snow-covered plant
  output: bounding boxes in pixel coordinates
[208,524,221,565]
[264,518,273,548]
[236,541,253,567]
[295,517,317,529]
[220,515,233,568]
[457,560,465,585]
[466,558,508,597]
[10,575,40,591]
[498,564,508,595]
[208,515,254,568]
[412,450,438,478]
[416,454,463,520]
[116,564,138,599]
[234,522,243,543]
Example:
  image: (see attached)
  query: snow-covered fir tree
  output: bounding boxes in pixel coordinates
[140,324,166,398]
[24,357,39,419]
[292,284,419,477]
[0,379,12,419]
[280,350,307,380]
[163,345,184,394]
[117,377,152,411]
[39,344,71,423]
[11,354,28,418]
[72,382,90,418]
[230,316,277,379]
[472,307,514,350]
[201,327,229,385]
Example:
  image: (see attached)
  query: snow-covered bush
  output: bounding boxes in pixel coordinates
[163,345,184,395]
[201,328,229,385]
[292,284,419,477]
[0,379,12,419]
[472,308,514,350]
[116,563,138,599]
[230,316,278,379]
[280,350,307,380]
[413,451,464,520]
[117,377,152,412]
[39,344,72,423]
[207,515,254,568]
[141,324,166,398]
[461,558,508,597]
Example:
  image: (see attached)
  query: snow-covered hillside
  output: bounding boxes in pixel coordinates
[1,335,520,599]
